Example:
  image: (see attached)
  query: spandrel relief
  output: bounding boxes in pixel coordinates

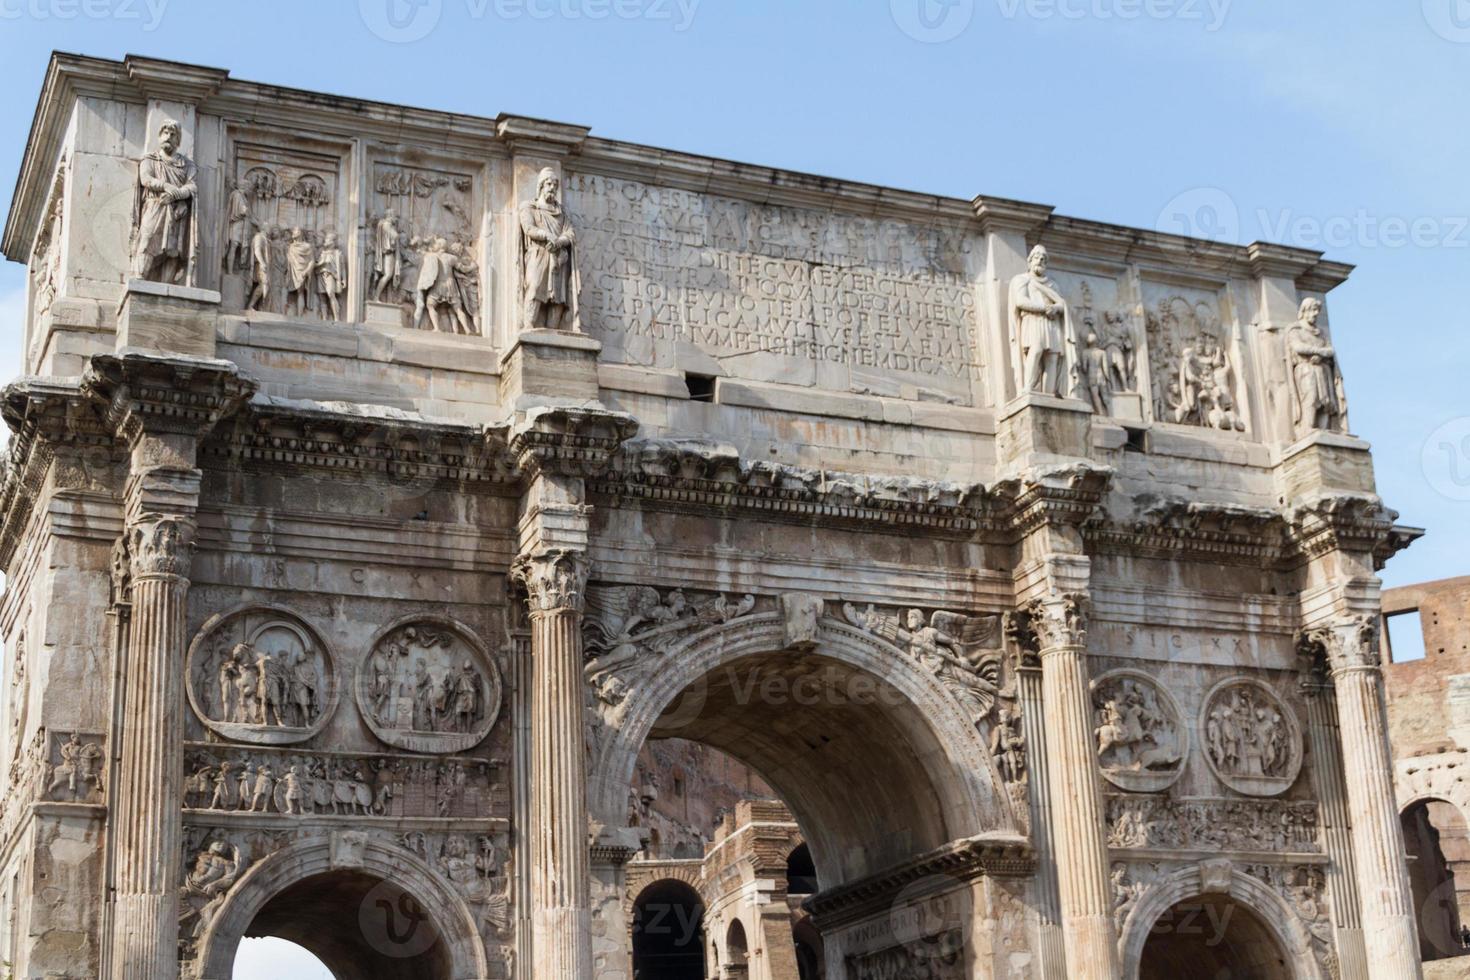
[222,140,347,320]
[365,160,483,335]
[186,607,340,745]
[357,619,503,753]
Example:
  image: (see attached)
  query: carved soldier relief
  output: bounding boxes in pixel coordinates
[1051,272,1143,420]
[221,138,347,319]
[365,158,483,334]
[186,606,339,745]
[1199,677,1303,796]
[357,619,503,753]
[1143,282,1246,432]
[1091,670,1187,792]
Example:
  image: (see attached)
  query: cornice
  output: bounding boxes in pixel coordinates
[1285,492,1400,564]
[508,405,638,479]
[805,834,1034,931]
[589,437,1012,538]
[204,396,518,493]
[993,462,1113,536]
[81,350,255,446]
[1085,493,1287,567]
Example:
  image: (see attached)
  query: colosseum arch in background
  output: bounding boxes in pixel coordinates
[0,52,1428,980]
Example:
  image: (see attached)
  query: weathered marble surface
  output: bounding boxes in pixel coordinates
[0,53,1424,980]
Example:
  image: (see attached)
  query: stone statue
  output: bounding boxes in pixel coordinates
[284,227,317,318]
[224,178,253,273]
[246,226,274,312]
[130,118,197,284]
[371,210,401,302]
[316,232,347,322]
[1078,328,1112,415]
[1288,297,1347,436]
[1008,245,1076,398]
[519,167,579,332]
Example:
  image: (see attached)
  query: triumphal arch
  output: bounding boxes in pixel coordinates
[0,53,1426,980]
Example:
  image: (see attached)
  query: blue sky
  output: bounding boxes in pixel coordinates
[0,1,1463,973]
[3,2,1465,592]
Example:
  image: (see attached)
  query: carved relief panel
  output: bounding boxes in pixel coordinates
[1048,267,1143,421]
[364,156,485,335]
[186,606,340,745]
[1142,280,1247,433]
[1090,669,1187,792]
[1198,677,1303,796]
[220,136,349,320]
[356,618,503,753]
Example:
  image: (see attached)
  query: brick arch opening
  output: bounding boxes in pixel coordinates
[632,878,707,980]
[1401,796,1470,961]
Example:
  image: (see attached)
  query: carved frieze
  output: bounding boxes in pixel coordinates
[184,743,500,819]
[40,730,106,804]
[225,138,347,320]
[1106,794,1320,852]
[366,158,482,334]
[186,606,339,745]
[398,830,511,935]
[1143,286,1245,432]
[1199,677,1303,796]
[29,162,65,322]
[1059,276,1142,419]
[1091,670,1186,792]
[358,619,503,754]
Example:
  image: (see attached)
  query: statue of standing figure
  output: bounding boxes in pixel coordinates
[129,118,197,285]
[1288,297,1348,436]
[224,178,253,273]
[518,168,579,331]
[1008,245,1077,399]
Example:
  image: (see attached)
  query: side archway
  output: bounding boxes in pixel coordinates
[193,836,489,980]
[589,613,1015,885]
[1118,866,1328,980]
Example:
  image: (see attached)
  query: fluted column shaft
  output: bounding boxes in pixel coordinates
[109,514,195,980]
[1301,676,1369,980]
[1016,660,1066,980]
[1323,629,1422,980]
[1039,640,1120,980]
[516,549,594,980]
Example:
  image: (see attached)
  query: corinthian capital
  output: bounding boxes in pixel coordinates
[512,548,591,615]
[1024,592,1089,652]
[1303,615,1381,674]
[127,515,196,578]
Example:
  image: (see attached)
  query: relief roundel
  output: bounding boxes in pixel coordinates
[357,618,503,754]
[1090,669,1188,793]
[186,606,339,746]
[1199,677,1303,797]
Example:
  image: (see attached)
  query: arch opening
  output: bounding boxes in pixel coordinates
[232,937,334,979]
[632,879,707,980]
[232,870,452,980]
[1138,894,1291,980]
[1402,797,1470,962]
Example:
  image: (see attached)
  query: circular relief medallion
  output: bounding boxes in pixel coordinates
[186,605,339,745]
[1090,669,1188,793]
[1198,677,1302,797]
[357,618,503,754]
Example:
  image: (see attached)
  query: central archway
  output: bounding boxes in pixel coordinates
[589,613,1016,887]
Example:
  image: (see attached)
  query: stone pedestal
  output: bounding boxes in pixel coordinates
[115,279,221,358]
[499,329,602,408]
[997,392,1094,468]
[1312,618,1423,980]
[513,549,595,980]
[1031,594,1120,980]
[1277,430,1377,498]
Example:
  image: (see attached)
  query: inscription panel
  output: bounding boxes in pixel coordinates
[565,173,985,405]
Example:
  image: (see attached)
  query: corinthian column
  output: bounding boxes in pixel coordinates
[512,548,594,980]
[1308,617,1423,980]
[110,508,196,979]
[1028,593,1119,980]
[1010,636,1066,980]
